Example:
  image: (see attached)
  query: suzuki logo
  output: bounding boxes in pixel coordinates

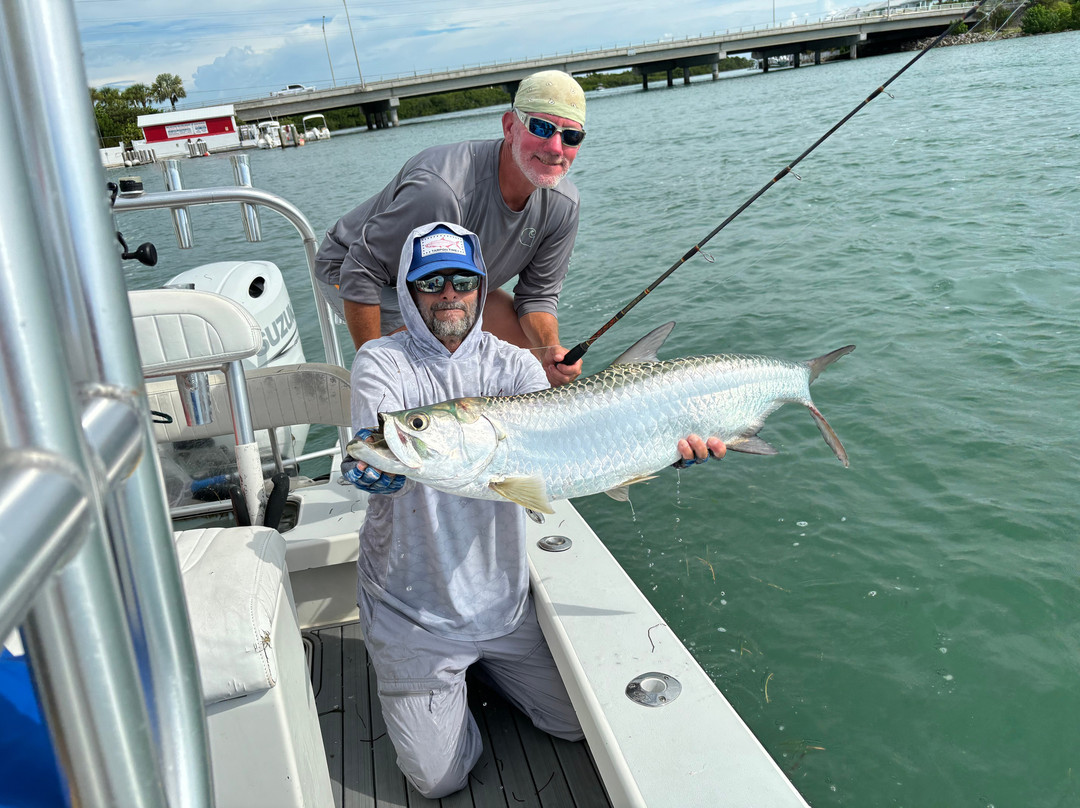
[263,304,295,350]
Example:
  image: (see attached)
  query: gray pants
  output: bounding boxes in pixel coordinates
[359,589,584,799]
[315,279,405,334]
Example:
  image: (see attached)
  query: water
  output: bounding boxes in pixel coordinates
[112,31,1080,807]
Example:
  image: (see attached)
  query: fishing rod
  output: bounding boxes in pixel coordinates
[562,0,989,368]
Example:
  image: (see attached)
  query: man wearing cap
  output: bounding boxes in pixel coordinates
[315,69,588,387]
[343,221,724,798]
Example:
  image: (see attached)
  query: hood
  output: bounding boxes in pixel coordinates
[396,221,489,359]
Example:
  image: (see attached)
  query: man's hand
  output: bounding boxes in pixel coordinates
[672,434,726,469]
[538,344,582,387]
[342,429,406,493]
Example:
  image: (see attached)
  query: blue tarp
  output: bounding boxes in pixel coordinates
[0,649,67,807]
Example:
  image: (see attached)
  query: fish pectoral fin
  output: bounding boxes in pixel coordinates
[489,477,554,514]
[726,436,779,456]
[603,474,657,502]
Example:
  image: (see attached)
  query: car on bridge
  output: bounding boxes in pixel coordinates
[271,84,314,97]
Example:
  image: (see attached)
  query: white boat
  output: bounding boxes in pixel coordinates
[302,114,331,141]
[257,120,282,149]
[0,3,813,806]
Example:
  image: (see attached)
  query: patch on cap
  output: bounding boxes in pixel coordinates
[514,70,586,125]
[420,232,467,258]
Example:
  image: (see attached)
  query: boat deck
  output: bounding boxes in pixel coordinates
[306,623,613,808]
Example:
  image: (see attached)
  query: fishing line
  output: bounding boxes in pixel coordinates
[562,0,990,367]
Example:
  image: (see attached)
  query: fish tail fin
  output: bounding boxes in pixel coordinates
[806,345,855,384]
[806,402,849,467]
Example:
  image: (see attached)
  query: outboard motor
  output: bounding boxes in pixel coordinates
[162,260,309,492]
[166,260,305,370]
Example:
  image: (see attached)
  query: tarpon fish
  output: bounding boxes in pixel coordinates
[348,323,853,513]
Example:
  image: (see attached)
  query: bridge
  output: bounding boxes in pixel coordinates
[234,4,971,128]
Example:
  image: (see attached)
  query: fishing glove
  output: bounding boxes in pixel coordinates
[341,429,405,493]
[672,447,723,469]
[341,459,406,494]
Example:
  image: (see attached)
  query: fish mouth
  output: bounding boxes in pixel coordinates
[344,423,416,473]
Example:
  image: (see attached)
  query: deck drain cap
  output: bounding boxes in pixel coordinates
[537,535,571,552]
[626,672,681,707]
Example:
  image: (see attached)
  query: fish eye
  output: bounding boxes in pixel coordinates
[406,412,429,431]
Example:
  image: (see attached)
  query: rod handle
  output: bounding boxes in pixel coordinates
[562,342,589,367]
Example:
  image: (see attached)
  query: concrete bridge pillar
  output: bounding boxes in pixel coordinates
[683,63,691,85]
[361,98,399,130]
[712,60,720,80]
[641,71,649,91]
[762,57,770,73]
[815,49,821,65]
[666,68,674,87]
[849,42,858,59]
[793,52,801,68]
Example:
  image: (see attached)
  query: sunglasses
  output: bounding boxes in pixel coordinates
[411,272,481,294]
[514,109,586,148]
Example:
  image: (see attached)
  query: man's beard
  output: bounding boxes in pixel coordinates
[511,136,569,189]
[422,299,477,339]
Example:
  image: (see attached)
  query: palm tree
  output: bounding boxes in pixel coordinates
[90,86,122,107]
[122,83,154,109]
[150,73,186,110]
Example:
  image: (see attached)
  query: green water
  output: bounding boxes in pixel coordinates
[115,30,1080,807]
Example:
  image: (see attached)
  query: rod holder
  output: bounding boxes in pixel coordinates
[175,371,213,426]
[160,159,193,249]
[231,154,262,242]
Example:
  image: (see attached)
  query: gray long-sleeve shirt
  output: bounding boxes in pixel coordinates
[316,139,580,324]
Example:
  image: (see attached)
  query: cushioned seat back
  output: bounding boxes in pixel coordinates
[128,289,262,377]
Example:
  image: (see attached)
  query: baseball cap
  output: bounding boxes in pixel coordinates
[513,70,586,126]
[406,225,486,282]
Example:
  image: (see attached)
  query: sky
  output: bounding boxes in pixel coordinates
[73,0,844,108]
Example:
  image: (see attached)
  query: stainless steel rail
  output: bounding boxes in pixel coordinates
[0,1,215,806]
[113,186,353,455]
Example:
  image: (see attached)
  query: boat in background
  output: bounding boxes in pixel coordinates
[256,120,282,149]
[302,113,331,141]
[1,3,813,806]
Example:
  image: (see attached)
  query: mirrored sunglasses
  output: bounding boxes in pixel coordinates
[411,272,481,294]
[513,109,586,148]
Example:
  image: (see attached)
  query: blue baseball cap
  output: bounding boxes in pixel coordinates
[406,226,486,282]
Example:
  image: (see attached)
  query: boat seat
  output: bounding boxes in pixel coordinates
[129,288,267,523]
[175,525,333,806]
[129,288,263,377]
[145,363,352,443]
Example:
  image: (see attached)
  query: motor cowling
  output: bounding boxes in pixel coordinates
[165,260,305,369]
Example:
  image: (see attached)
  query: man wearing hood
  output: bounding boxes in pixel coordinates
[345,222,724,798]
[315,70,588,387]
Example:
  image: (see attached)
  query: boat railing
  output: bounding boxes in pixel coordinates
[0,2,216,806]
[112,183,353,457]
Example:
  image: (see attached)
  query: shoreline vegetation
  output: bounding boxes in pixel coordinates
[91,2,1080,149]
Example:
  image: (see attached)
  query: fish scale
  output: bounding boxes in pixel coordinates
[347,324,854,513]
[478,354,815,499]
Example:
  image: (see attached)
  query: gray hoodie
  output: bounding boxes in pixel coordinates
[350,222,549,640]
